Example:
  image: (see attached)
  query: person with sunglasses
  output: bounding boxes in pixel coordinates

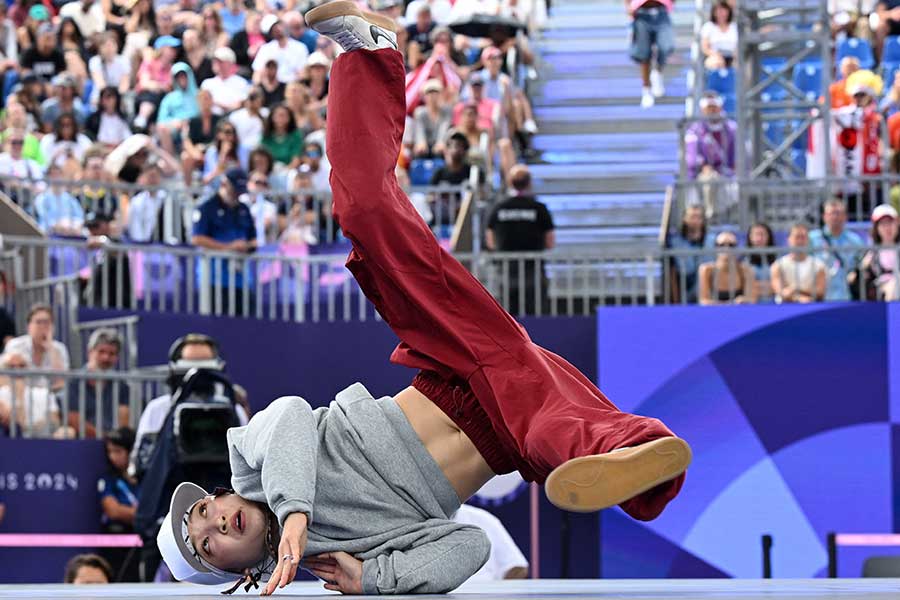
[697,231,757,305]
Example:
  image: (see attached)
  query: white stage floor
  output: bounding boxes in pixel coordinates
[1,579,899,599]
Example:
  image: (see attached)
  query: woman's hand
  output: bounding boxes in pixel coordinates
[303,552,363,595]
[261,512,308,596]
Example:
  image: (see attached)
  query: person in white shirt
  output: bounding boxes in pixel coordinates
[700,1,737,69]
[405,0,453,24]
[127,163,168,242]
[59,0,107,39]
[244,169,278,246]
[453,504,528,582]
[771,223,828,304]
[0,350,60,437]
[0,129,45,204]
[252,17,310,84]
[201,47,252,115]
[228,86,267,148]
[4,303,70,395]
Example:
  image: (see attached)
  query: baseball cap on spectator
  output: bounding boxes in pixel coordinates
[481,46,502,61]
[699,90,724,110]
[224,167,248,196]
[446,129,469,149]
[51,73,78,88]
[37,22,55,36]
[261,14,279,35]
[468,72,485,86]
[422,79,442,94]
[306,51,331,69]
[213,47,237,63]
[871,204,899,223]
[29,4,50,21]
[154,35,181,50]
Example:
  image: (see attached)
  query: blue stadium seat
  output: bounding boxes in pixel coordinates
[791,149,807,172]
[791,120,810,151]
[884,36,900,63]
[762,120,787,147]
[883,61,900,89]
[835,37,875,70]
[409,158,446,186]
[705,68,735,96]
[761,62,787,97]
[722,92,736,115]
[793,63,823,101]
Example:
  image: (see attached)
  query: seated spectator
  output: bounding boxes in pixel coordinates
[283,10,318,54]
[877,0,900,62]
[667,204,714,303]
[411,79,451,158]
[299,51,330,113]
[428,25,468,68]
[201,46,251,116]
[262,104,304,169]
[810,198,865,301]
[0,350,60,436]
[685,91,736,180]
[156,63,200,156]
[229,85,267,149]
[280,164,320,244]
[34,162,84,236]
[480,45,538,152]
[16,4,50,54]
[455,73,516,176]
[406,0,453,24]
[81,212,132,308]
[80,147,119,218]
[829,57,860,109]
[406,4,437,57]
[181,28,215,87]
[127,163,167,242]
[60,0,106,48]
[85,87,132,149]
[202,120,250,186]
[701,0,736,69]
[40,74,88,133]
[284,81,324,135]
[219,0,247,38]
[830,0,871,40]
[229,10,265,73]
[486,164,554,315]
[258,58,286,106]
[199,4,230,55]
[248,146,277,186]
[63,553,112,584]
[861,204,900,300]
[123,0,157,61]
[0,129,45,205]
[88,33,131,106]
[454,504,528,582]
[1,100,43,164]
[431,130,481,187]
[20,22,66,85]
[698,231,756,304]
[746,222,777,303]
[771,223,828,304]
[41,112,93,172]
[132,36,180,131]
[180,89,221,185]
[454,72,503,139]
[244,169,278,246]
[97,427,139,582]
[56,17,88,82]
[66,328,129,438]
[252,16,309,84]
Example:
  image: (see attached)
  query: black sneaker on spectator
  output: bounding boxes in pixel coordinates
[304,1,398,52]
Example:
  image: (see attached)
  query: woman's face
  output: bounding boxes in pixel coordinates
[102,37,117,57]
[106,442,129,472]
[273,108,289,131]
[748,225,769,247]
[251,153,270,173]
[715,5,729,24]
[101,91,117,111]
[198,90,213,111]
[877,217,899,243]
[218,125,237,143]
[176,71,188,89]
[27,310,53,343]
[462,107,477,127]
[59,118,77,139]
[160,46,178,63]
[186,493,269,573]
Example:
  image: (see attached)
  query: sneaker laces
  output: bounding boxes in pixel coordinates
[332,27,366,51]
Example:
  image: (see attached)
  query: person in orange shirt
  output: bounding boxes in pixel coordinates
[829,56,860,109]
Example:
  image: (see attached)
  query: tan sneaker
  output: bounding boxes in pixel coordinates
[304,1,398,52]
[545,437,692,513]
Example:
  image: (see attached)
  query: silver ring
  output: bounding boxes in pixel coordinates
[283,554,294,562]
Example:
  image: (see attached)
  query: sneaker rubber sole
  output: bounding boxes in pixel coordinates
[305,0,398,32]
[545,437,692,513]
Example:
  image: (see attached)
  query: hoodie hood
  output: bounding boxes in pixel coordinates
[158,62,200,123]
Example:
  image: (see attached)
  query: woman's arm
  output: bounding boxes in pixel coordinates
[770,261,785,301]
[697,263,715,305]
[742,264,758,304]
[101,495,137,524]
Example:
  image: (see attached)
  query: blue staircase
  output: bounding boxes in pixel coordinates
[528,0,693,301]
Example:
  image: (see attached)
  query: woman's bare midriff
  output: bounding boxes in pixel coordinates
[394,386,497,503]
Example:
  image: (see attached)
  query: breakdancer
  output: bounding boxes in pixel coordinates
[157,2,691,595]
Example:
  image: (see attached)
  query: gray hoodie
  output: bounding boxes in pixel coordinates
[226,383,490,594]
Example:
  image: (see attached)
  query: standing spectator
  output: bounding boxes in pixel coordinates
[191,168,257,314]
[228,85,266,149]
[697,231,756,305]
[411,79,451,158]
[63,554,112,584]
[453,504,528,582]
[261,104,304,168]
[860,204,900,301]
[667,204,714,303]
[66,328,130,438]
[85,87,132,148]
[20,22,66,83]
[771,223,828,304]
[486,165,555,315]
[252,16,309,84]
[201,46,251,116]
[202,120,249,186]
[628,0,674,108]
[179,88,220,185]
[746,222,776,303]
[127,163,167,242]
[156,63,200,155]
[5,303,70,383]
[34,162,84,235]
[181,29,215,87]
[700,1,736,69]
[810,198,864,301]
[258,58,285,106]
[40,75,88,132]
[97,426,140,582]
[88,34,131,105]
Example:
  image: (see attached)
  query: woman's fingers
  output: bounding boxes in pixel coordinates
[323,583,340,592]
[262,560,283,596]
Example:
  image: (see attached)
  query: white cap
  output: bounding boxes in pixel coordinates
[872,204,899,222]
[261,14,279,35]
[213,47,237,63]
[157,482,239,585]
[306,51,331,68]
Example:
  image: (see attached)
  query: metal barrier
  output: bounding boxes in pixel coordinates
[0,367,167,439]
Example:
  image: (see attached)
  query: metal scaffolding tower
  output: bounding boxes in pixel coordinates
[735,0,832,179]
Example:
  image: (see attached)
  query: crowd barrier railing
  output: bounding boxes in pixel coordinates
[0,367,168,440]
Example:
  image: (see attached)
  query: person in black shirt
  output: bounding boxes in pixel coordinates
[259,59,286,106]
[486,165,555,316]
[429,130,483,227]
[405,4,436,55]
[20,23,67,85]
[878,0,900,59]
